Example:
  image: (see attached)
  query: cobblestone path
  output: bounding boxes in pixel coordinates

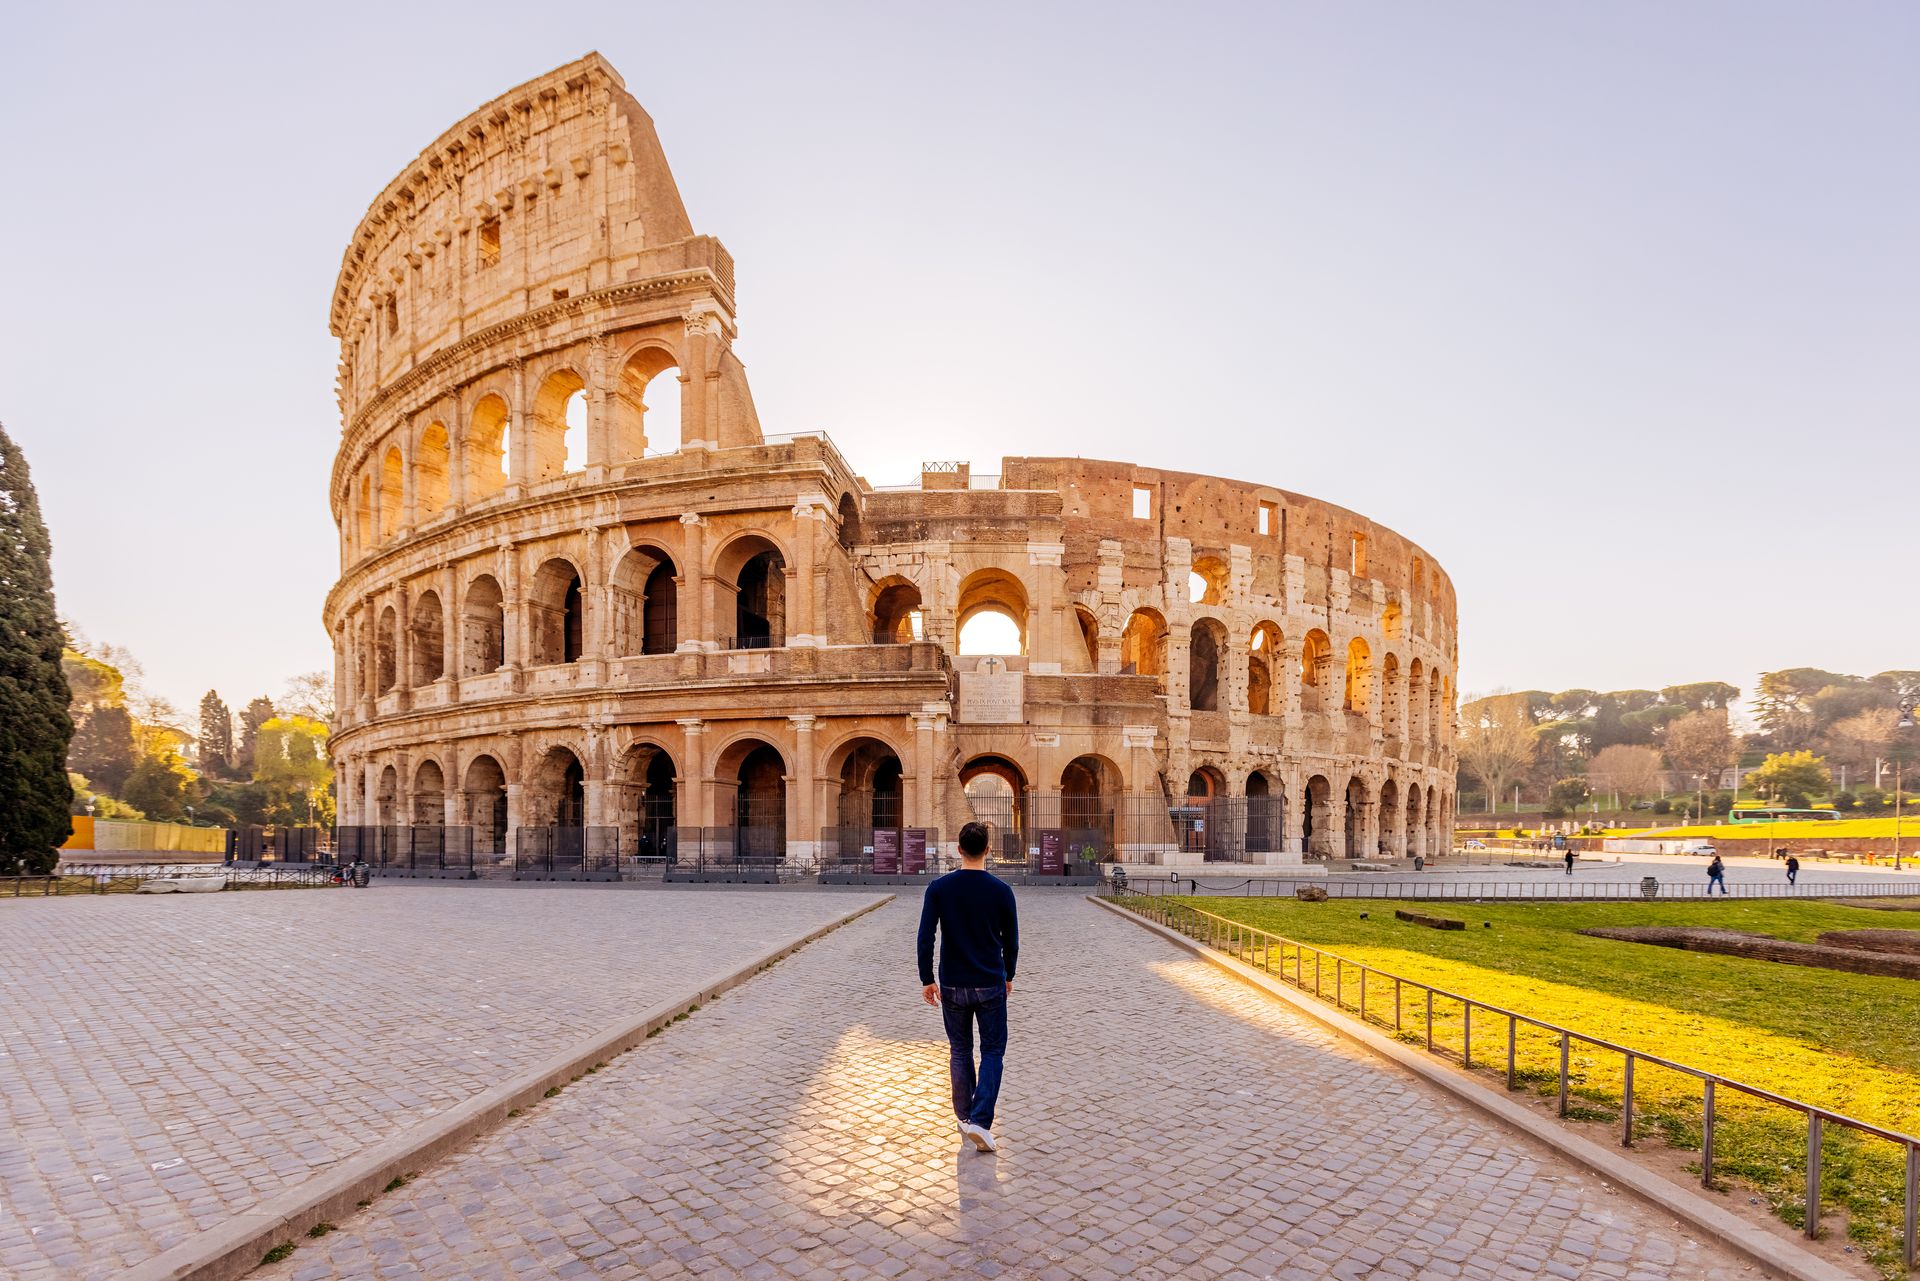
[259,894,1754,1281]
[0,885,874,1281]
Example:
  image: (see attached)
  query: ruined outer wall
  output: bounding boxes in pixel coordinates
[323,56,1458,866]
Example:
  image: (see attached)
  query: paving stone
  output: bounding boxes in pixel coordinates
[253,896,1755,1280]
[0,884,867,1279]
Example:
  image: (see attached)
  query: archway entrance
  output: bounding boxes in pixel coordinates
[734,743,787,862]
[831,738,905,867]
[1246,771,1282,854]
[1178,767,1227,860]
[1305,774,1333,861]
[1061,755,1120,860]
[636,748,676,863]
[961,756,1026,864]
[463,756,509,858]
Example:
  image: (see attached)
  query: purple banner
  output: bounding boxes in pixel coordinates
[902,828,927,875]
[873,828,901,875]
[1039,829,1064,876]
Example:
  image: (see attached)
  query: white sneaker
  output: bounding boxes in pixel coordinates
[959,1121,997,1152]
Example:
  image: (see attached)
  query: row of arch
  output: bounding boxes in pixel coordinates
[353,537,789,695]
[349,349,684,555]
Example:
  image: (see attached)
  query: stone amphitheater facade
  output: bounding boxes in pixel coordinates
[325,54,1459,867]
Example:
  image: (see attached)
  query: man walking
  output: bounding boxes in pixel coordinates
[1707,853,1729,895]
[1563,847,1576,876]
[918,821,1019,1153]
[1785,854,1800,886]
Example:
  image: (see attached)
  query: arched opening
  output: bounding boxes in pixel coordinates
[956,568,1028,656]
[412,760,445,827]
[636,747,677,862]
[831,738,906,859]
[375,606,398,693]
[614,347,682,457]
[1179,767,1225,859]
[610,546,678,657]
[736,551,785,648]
[375,765,398,827]
[466,394,511,499]
[1188,619,1224,711]
[1345,775,1369,858]
[533,747,586,827]
[1344,637,1374,714]
[462,574,506,675]
[379,446,405,541]
[1189,555,1228,605]
[410,590,445,686]
[530,368,587,481]
[1073,607,1100,671]
[962,755,1027,862]
[463,755,509,855]
[1061,754,1120,859]
[1379,777,1401,858]
[1305,774,1333,860]
[836,492,862,548]
[871,580,923,644]
[1246,771,1282,853]
[721,741,787,862]
[529,558,585,665]
[417,422,451,518]
[1120,608,1167,679]
[1301,629,1333,715]
[1248,622,1282,716]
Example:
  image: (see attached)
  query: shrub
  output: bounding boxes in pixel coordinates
[1651,798,1671,814]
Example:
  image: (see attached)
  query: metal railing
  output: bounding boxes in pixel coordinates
[1102,890,1920,1268]
[1117,875,1920,902]
[8,867,334,895]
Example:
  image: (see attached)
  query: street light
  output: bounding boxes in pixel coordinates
[1895,696,1916,873]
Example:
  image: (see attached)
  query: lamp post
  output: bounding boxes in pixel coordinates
[1895,697,1916,873]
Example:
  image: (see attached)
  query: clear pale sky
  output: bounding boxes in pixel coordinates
[2,2,1914,722]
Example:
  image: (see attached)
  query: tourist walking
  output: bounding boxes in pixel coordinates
[1563,848,1575,876]
[1785,855,1800,886]
[918,821,1019,1153]
[1707,854,1728,895]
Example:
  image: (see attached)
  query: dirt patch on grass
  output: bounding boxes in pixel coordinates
[1816,929,1920,956]
[1579,926,1920,980]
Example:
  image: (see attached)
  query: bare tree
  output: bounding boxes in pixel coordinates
[1457,692,1537,812]
[1826,709,1897,779]
[1665,709,1737,786]
[1587,744,1664,804]
[280,671,335,727]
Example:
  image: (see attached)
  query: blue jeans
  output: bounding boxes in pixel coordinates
[1708,872,1728,895]
[941,984,1007,1129]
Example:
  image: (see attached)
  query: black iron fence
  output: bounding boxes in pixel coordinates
[1113,874,1920,902]
[819,827,946,876]
[513,826,622,881]
[334,825,492,877]
[234,825,327,862]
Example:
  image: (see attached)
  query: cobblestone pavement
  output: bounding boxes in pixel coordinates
[259,894,1755,1281]
[0,885,875,1281]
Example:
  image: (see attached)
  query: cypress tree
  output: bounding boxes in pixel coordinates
[0,423,73,874]
[198,690,234,777]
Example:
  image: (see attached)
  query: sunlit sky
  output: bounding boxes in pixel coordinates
[2,2,1914,722]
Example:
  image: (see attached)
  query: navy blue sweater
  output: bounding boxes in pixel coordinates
[917,868,1019,987]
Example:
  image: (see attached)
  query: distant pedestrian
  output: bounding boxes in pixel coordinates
[1563,848,1575,876]
[1707,855,1728,895]
[918,821,1019,1154]
[1785,855,1800,886]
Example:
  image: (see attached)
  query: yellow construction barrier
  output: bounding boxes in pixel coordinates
[62,818,227,854]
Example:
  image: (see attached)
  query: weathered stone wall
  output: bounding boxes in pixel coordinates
[323,55,1460,865]
[1581,927,1920,980]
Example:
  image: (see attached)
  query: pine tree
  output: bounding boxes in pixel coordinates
[68,704,137,794]
[236,696,276,775]
[0,423,74,874]
[198,691,234,777]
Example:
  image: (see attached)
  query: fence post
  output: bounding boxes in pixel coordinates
[1903,1141,1916,1271]
[1701,1080,1716,1188]
[1335,958,1343,1008]
[1395,977,1402,1031]
[1359,968,1368,1024]
[1462,1002,1472,1069]
[1621,1053,1635,1146]
[1558,1032,1570,1117]
[1506,1015,1517,1089]
[1314,951,1322,998]
[1805,1114,1822,1239]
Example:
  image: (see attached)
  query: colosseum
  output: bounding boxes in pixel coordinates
[325,53,1459,875]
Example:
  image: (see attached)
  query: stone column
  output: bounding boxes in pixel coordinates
[357,600,376,721]
[1026,543,1065,674]
[506,358,529,497]
[503,543,528,687]
[676,718,708,832]
[912,707,941,829]
[1282,769,1307,857]
[1280,636,1304,730]
[440,562,461,700]
[677,514,706,650]
[789,715,816,862]
[394,583,413,710]
[585,333,612,480]
[1121,725,1160,863]
[788,501,821,647]
[442,744,462,830]
[581,525,607,684]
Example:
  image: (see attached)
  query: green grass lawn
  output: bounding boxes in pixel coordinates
[1162,895,1920,1276]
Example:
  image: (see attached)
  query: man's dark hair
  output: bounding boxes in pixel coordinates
[958,822,989,857]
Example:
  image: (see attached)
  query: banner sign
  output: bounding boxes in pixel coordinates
[1039,829,1064,875]
[902,828,927,874]
[873,828,900,874]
